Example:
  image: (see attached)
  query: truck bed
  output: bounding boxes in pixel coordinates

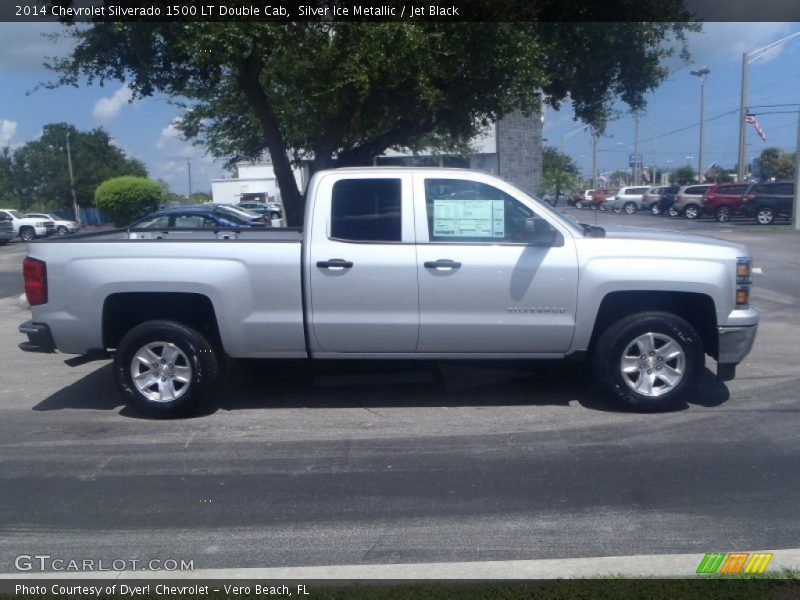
[35,227,303,243]
[26,228,307,358]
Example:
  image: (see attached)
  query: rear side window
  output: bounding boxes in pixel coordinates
[685,186,710,195]
[716,185,748,195]
[628,187,648,194]
[773,183,794,195]
[331,179,402,242]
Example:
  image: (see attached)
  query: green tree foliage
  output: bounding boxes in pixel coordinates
[188,192,212,204]
[9,123,146,211]
[758,147,795,180]
[0,147,18,207]
[705,165,733,183]
[674,166,696,185]
[48,17,696,225]
[542,147,580,199]
[94,176,164,226]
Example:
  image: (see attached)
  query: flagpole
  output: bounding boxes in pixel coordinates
[793,101,799,231]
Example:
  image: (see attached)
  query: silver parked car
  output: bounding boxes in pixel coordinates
[671,184,714,219]
[611,186,650,214]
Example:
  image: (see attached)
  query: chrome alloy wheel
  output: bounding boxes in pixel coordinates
[620,332,686,398]
[130,341,192,402]
[756,208,774,225]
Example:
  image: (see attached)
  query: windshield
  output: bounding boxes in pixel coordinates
[8,210,25,219]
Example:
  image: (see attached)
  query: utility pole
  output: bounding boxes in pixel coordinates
[738,32,800,182]
[591,133,597,190]
[691,68,710,182]
[737,53,748,182]
[793,101,800,231]
[633,112,640,185]
[65,131,81,226]
[187,160,193,199]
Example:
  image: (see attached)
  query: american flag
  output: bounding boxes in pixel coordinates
[745,113,767,142]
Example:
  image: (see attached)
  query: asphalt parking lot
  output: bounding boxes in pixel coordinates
[0,213,799,575]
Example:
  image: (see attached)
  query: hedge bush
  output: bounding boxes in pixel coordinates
[94,176,164,226]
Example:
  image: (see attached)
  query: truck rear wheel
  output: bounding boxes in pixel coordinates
[593,311,704,412]
[114,320,218,418]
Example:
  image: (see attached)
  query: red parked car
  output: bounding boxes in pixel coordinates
[591,189,618,210]
[702,183,751,223]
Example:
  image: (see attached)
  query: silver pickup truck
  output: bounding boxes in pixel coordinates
[19,167,758,416]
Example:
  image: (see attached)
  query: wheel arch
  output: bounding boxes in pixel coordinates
[588,291,718,359]
[103,292,224,354]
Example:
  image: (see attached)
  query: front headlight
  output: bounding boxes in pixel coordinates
[735,257,752,309]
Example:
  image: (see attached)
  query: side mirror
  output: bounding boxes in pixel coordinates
[525,217,563,247]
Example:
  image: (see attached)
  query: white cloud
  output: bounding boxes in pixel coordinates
[0,119,18,147]
[92,84,134,121]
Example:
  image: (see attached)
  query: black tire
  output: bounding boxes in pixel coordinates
[683,204,701,220]
[650,203,662,216]
[0,240,8,246]
[714,206,731,223]
[19,227,35,242]
[57,225,68,235]
[667,206,679,217]
[575,200,584,209]
[623,202,637,215]
[592,311,704,412]
[755,207,774,225]
[114,320,218,418]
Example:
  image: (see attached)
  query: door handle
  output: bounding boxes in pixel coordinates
[424,259,461,270]
[317,258,353,269]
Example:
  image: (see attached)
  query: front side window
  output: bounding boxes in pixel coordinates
[425,179,534,243]
[331,179,402,242]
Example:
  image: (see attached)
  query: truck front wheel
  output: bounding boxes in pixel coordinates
[114,320,218,418]
[593,312,704,411]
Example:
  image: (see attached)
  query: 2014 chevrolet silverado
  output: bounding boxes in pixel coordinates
[18,168,758,416]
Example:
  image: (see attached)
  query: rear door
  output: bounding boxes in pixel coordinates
[413,174,578,354]
[307,173,419,354]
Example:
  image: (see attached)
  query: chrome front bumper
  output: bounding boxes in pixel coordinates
[716,324,758,381]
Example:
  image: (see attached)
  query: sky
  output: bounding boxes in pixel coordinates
[0,22,799,195]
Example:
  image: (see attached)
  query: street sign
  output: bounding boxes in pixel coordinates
[628,153,643,167]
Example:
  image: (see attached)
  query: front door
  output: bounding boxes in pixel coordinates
[414,176,579,354]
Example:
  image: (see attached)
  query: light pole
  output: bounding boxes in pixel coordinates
[690,67,710,182]
[737,31,800,182]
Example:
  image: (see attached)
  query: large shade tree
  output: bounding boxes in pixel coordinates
[47,12,696,225]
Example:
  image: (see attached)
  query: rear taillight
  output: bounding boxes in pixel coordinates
[23,257,47,306]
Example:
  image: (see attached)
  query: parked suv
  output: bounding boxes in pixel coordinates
[0,209,54,241]
[643,186,667,214]
[671,184,714,219]
[612,186,650,214]
[740,181,795,225]
[654,185,680,215]
[25,212,80,235]
[0,212,13,245]
[702,183,750,223]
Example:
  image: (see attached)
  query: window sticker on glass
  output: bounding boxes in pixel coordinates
[432,199,505,238]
